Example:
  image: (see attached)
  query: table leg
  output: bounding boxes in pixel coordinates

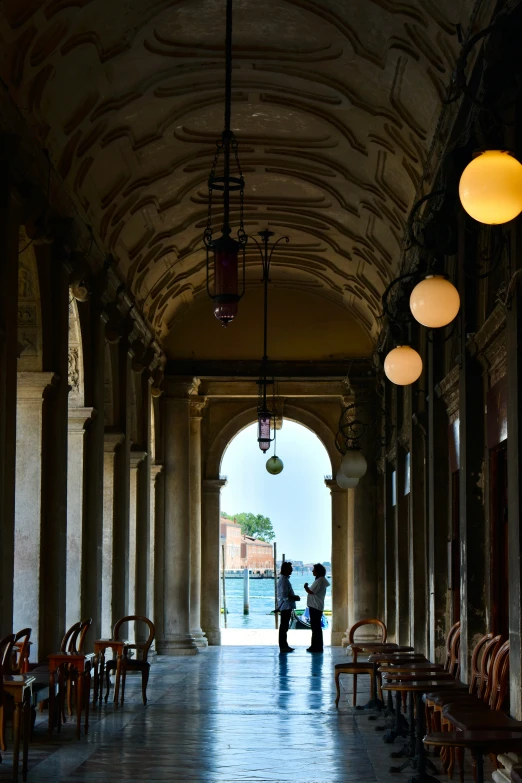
[390,692,416,769]
[84,670,91,734]
[92,652,99,706]
[113,654,122,706]
[384,690,408,744]
[12,701,21,783]
[76,671,83,740]
[407,691,439,783]
[22,696,30,782]
[357,663,385,713]
[48,669,55,736]
[474,752,484,783]
[99,649,106,704]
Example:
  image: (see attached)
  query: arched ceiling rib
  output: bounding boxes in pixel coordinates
[0,0,483,345]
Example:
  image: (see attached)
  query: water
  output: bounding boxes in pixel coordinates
[220,570,332,629]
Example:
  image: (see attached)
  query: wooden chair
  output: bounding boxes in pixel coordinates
[105,616,155,705]
[0,634,16,752]
[335,619,387,707]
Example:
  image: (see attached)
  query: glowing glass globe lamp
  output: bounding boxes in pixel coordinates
[266,456,284,475]
[459,150,522,225]
[410,275,460,328]
[336,471,359,489]
[384,345,423,386]
[340,449,367,480]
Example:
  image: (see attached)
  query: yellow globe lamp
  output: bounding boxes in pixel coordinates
[409,275,460,328]
[384,345,423,386]
[459,150,522,224]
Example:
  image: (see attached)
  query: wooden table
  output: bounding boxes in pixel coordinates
[2,674,35,783]
[424,731,522,783]
[92,639,126,706]
[347,643,411,712]
[382,679,466,782]
[48,652,93,739]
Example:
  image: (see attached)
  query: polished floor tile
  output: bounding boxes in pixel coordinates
[0,646,492,783]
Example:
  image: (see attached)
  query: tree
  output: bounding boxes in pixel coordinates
[222,511,276,542]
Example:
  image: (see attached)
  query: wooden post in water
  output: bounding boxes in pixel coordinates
[243,568,249,614]
[221,543,227,629]
[273,542,278,629]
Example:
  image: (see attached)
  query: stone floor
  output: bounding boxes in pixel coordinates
[0,645,490,782]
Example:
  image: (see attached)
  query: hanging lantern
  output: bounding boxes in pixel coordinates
[266,455,284,475]
[257,409,272,452]
[459,150,522,225]
[340,448,367,480]
[384,345,423,386]
[409,275,460,328]
[336,471,359,489]
[209,233,241,325]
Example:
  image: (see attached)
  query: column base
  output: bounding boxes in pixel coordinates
[191,629,208,648]
[331,631,345,646]
[205,629,222,646]
[156,636,199,655]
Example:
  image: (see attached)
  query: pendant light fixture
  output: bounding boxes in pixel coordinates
[335,403,368,488]
[252,229,289,463]
[384,345,423,386]
[409,274,460,328]
[459,150,522,225]
[204,0,247,326]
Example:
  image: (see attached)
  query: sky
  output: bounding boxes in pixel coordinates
[220,420,332,563]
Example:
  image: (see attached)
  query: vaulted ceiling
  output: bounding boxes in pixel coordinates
[0,0,485,355]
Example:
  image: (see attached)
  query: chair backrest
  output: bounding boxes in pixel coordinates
[0,633,16,671]
[348,619,387,644]
[468,632,495,696]
[113,616,156,661]
[9,627,32,674]
[61,621,82,652]
[444,621,460,671]
[487,639,510,711]
[448,625,461,677]
[74,619,92,652]
[477,634,503,701]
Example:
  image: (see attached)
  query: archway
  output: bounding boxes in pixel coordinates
[219,420,332,645]
[201,399,351,647]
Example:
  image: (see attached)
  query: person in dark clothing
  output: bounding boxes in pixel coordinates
[303,563,330,652]
[276,561,300,652]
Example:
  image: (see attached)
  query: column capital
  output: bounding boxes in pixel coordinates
[68,406,95,432]
[150,463,163,481]
[17,371,57,401]
[190,396,207,418]
[203,478,227,493]
[130,450,147,469]
[324,478,347,493]
[104,431,125,453]
[165,376,200,398]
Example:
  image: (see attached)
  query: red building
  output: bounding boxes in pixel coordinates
[220,517,274,572]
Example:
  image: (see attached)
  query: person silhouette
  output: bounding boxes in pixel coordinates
[303,564,330,653]
[276,561,300,652]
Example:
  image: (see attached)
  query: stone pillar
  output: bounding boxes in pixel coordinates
[156,379,198,655]
[149,464,163,640]
[129,450,147,619]
[189,399,207,647]
[0,163,20,634]
[66,407,95,630]
[101,432,124,638]
[201,478,226,646]
[326,479,349,646]
[13,372,55,659]
[410,419,427,655]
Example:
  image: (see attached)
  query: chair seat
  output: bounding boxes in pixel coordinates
[424,684,468,701]
[426,690,475,706]
[444,710,522,732]
[106,657,150,671]
[335,662,374,671]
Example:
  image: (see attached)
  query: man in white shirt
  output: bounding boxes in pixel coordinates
[276,562,300,652]
[303,563,330,653]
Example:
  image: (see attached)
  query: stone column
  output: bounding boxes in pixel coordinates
[101,432,124,638]
[0,164,20,634]
[13,371,55,660]
[326,479,349,646]
[149,464,163,641]
[66,407,95,630]
[156,379,198,655]
[201,478,227,646]
[129,450,147,620]
[189,399,208,647]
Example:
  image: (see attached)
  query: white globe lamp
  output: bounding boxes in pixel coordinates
[410,275,460,328]
[384,345,423,386]
[336,471,359,489]
[340,448,367,480]
[459,150,522,225]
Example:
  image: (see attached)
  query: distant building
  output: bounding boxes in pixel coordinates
[220,517,242,569]
[241,536,273,571]
[220,516,273,572]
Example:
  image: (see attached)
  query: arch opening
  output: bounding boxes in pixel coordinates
[218,420,332,645]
